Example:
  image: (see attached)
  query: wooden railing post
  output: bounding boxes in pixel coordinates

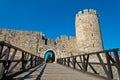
[0,45,3,79]
[73,57,76,69]
[22,52,25,70]
[35,56,36,66]
[67,57,70,67]
[114,49,120,80]
[30,55,33,68]
[83,55,86,72]
[64,58,66,65]
[37,56,39,65]
[0,47,10,79]
[61,58,63,64]
[0,44,3,58]
[63,58,64,65]
[106,51,113,79]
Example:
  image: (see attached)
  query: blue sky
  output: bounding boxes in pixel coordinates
[0,0,120,50]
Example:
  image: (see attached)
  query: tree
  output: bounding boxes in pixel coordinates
[46,54,52,63]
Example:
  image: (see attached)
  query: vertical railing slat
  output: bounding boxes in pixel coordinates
[114,50,120,80]
[57,48,119,80]
[106,51,113,79]
[0,41,43,79]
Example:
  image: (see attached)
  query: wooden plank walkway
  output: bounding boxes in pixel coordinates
[41,63,106,80]
[12,64,46,80]
[12,63,106,80]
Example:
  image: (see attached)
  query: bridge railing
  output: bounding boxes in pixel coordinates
[57,48,120,80]
[0,41,44,79]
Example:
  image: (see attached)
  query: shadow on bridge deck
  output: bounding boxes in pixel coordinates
[11,64,46,80]
[11,63,108,80]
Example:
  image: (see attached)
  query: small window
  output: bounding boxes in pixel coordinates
[45,39,47,45]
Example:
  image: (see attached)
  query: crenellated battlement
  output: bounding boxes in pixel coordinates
[69,36,76,41]
[76,9,97,17]
[61,35,68,41]
[76,9,103,53]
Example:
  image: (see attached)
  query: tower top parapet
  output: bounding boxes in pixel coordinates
[76,9,97,16]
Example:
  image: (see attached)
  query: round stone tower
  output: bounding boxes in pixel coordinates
[75,9,103,53]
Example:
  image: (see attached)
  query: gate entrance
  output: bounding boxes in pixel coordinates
[44,50,55,63]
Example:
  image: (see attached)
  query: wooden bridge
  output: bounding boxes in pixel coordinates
[0,41,120,80]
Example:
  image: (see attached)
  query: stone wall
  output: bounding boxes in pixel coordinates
[0,29,43,55]
[75,9,103,53]
[0,29,79,59]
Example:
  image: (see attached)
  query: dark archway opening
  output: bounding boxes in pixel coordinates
[44,50,55,63]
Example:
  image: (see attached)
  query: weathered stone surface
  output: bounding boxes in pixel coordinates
[13,63,106,80]
[75,9,103,53]
[41,63,106,80]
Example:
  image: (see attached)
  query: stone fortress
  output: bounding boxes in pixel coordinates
[0,9,103,62]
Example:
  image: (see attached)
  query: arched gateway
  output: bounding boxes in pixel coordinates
[41,48,59,63]
[44,50,55,63]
